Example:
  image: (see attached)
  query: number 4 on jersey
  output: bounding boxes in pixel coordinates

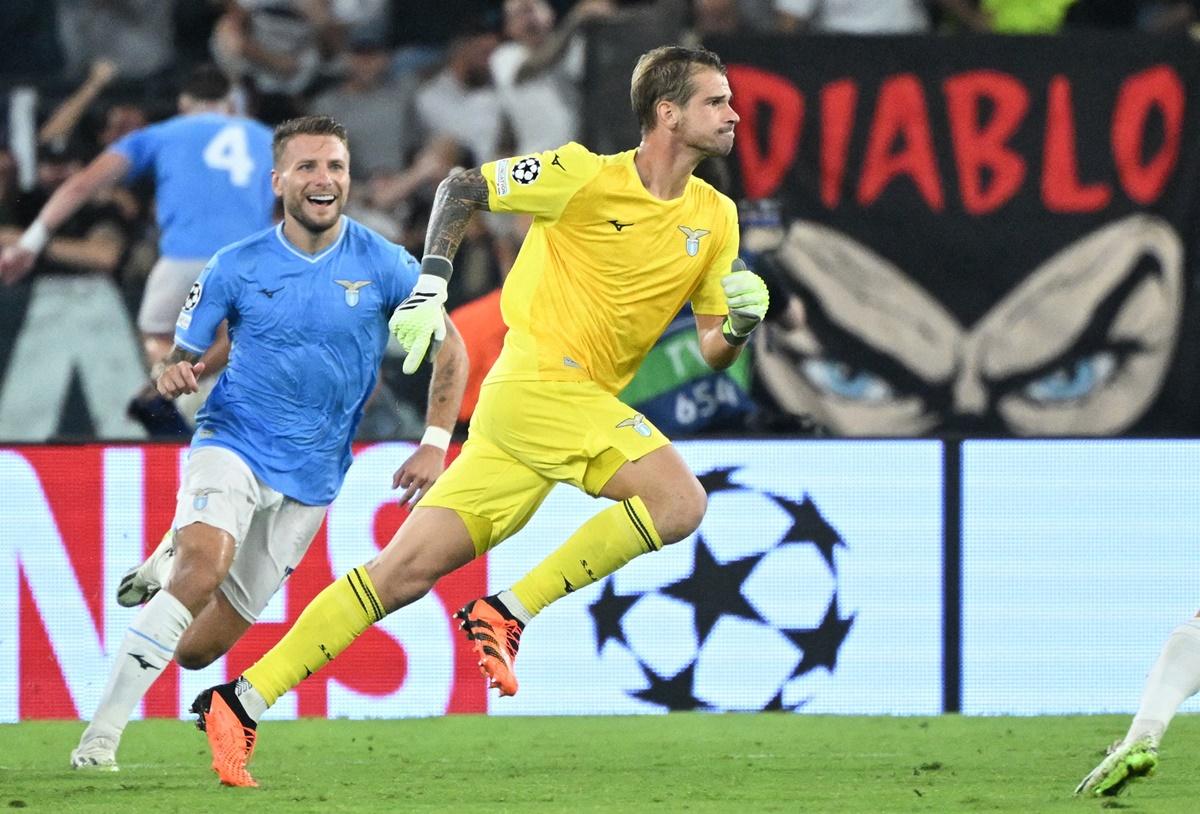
[203,125,255,187]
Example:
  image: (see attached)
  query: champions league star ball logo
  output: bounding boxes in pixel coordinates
[587,467,854,711]
[511,156,541,185]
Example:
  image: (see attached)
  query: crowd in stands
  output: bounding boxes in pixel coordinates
[0,0,1197,442]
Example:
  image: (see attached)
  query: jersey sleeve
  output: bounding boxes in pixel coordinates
[109,124,161,180]
[174,254,234,353]
[482,141,601,221]
[690,195,740,316]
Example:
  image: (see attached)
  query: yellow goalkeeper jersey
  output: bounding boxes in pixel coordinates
[480,141,738,394]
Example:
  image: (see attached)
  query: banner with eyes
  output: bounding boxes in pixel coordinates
[701,32,1200,436]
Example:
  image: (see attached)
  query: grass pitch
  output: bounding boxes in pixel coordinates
[1,714,1197,813]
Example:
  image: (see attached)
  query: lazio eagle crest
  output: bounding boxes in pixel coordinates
[334,279,372,306]
[678,226,710,257]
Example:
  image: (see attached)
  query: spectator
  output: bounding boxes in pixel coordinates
[414,22,503,164]
[687,0,778,38]
[0,141,145,440]
[366,135,470,226]
[977,0,1077,32]
[211,0,325,120]
[99,103,151,149]
[0,140,127,281]
[57,0,176,83]
[37,60,120,147]
[490,0,616,156]
[309,31,419,178]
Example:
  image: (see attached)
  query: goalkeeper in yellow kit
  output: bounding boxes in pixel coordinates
[193,44,770,786]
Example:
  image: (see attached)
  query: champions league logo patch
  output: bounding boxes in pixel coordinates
[334,279,372,307]
[183,281,203,311]
[511,156,541,185]
[588,467,853,711]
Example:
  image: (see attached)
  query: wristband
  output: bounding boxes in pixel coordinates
[421,254,454,281]
[17,219,49,255]
[420,426,452,451]
[721,317,751,346]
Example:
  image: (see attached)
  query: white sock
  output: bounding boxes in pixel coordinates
[1126,617,1200,746]
[81,591,193,743]
[234,676,269,722]
[495,590,533,625]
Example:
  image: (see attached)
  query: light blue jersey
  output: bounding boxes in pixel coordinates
[111,112,275,259]
[174,217,419,504]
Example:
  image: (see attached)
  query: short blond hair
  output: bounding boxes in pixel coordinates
[630,45,726,134]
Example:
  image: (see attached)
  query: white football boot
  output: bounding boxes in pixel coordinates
[70,733,119,771]
[116,531,176,607]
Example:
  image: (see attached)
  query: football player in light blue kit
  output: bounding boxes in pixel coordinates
[0,64,275,426]
[68,115,468,773]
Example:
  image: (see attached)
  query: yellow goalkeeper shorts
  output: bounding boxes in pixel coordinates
[419,379,670,555]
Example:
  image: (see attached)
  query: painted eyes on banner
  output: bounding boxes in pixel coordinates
[801,359,895,404]
[760,216,1183,436]
[1021,352,1119,404]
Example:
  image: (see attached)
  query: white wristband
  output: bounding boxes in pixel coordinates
[420,426,451,452]
[17,219,49,255]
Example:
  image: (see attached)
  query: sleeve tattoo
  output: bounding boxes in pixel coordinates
[424,168,490,260]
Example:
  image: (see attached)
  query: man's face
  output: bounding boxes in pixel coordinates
[348,49,391,87]
[693,0,740,34]
[504,0,554,42]
[102,104,148,147]
[455,32,501,88]
[674,68,739,158]
[272,134,350,234]
[37,158,82,191]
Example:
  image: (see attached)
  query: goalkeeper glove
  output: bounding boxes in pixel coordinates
[720,258,769,345]
[390,257,452,374]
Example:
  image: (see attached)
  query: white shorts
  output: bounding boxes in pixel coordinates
[138,256,208,335]
[174,446,327,622]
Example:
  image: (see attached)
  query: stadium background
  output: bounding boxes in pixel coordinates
[4,1,1200,724]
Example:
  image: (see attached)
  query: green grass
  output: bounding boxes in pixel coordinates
[1,714,1197,813]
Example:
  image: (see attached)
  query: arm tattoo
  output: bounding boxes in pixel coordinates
[151,345,202,380]
[425,351,464,429]
[162,345,202,366]
[425,321,468,430]
[428,354,458,412]
[423,168,490,260]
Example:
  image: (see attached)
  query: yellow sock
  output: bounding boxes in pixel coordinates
[511,496,662,616]
[244,566,385,705]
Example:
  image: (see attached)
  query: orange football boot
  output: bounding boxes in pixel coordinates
[456,598,524,696]
[192,681,259,788]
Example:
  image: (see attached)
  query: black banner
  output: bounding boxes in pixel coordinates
[718,33,1200,436]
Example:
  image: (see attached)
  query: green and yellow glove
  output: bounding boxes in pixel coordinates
[720,258,769,345]
[390,257,452,374]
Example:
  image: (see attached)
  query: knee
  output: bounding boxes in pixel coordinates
[647,477,707,546]
[366,552,438,611]
[175,645,221,671]
[167,556,224,604]
[175,629,226,672]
